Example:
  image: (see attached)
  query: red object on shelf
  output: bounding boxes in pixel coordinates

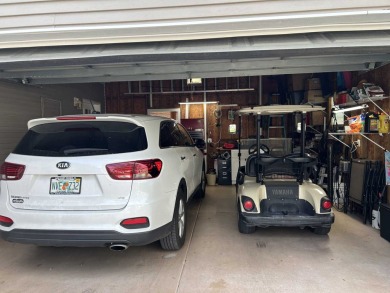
[223,143,236,149]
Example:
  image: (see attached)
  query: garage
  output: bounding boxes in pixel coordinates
[0,1,390,292]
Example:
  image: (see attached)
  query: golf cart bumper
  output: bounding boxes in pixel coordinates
[241,213,335,228]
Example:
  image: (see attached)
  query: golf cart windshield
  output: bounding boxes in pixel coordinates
[238,105,325,184]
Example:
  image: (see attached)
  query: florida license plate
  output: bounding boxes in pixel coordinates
[50,177,82,194]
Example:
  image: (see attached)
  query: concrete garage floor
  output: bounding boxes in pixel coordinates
[0,185,390,293]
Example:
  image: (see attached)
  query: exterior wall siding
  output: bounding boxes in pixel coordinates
[0,0,389,48]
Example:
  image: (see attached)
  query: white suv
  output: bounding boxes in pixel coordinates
[0,114,206,251]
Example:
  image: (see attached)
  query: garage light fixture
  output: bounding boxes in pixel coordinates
[332,104,368,113]
[187,78,202,85]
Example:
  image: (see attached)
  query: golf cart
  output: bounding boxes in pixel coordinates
[236,105,335,235]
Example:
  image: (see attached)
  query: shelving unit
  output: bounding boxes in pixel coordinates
[335,96,389,108]
[327,95,389,208]
[328,132,389,152]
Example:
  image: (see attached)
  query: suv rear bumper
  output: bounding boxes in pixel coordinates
[0,222,172,247]
[241,213,335,228]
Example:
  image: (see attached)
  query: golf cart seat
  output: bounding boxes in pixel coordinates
[246,154,280,177]
[245,152,318,183]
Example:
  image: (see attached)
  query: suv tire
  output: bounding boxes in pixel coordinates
[312,226,331,235]
[160,187,187,250]
[196,165,206,198]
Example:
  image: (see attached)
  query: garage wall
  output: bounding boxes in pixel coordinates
[0,81,104,163]
[1,1,389,48]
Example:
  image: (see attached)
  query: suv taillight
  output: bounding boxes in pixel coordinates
[106,159,162,180]
[0,162,25,180]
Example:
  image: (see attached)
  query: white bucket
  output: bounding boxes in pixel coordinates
[206,174,217,186]
[372,209,380,229]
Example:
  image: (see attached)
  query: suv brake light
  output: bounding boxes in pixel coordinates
[0,162,25,180]
[106,159,162,180]
[56,116,96,120]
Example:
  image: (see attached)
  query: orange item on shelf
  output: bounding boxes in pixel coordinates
[347,115,365,133]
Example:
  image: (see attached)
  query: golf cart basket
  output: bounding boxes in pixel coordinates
[237,105,325,184]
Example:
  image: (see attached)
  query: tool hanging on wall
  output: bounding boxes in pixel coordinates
[228,109,235,121]
[214,108,222,127]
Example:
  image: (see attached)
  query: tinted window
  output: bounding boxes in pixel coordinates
[159,121,176,148]
[13,121,147,157]
[177,124,194,146]
[159,121,194,148]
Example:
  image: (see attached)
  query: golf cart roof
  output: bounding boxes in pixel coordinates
[238,105,325,115]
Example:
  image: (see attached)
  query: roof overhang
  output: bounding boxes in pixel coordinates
[1,31,389,84]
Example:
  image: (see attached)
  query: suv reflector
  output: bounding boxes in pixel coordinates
[0,162,25,180]
[106,159,163,180]
[0,215,14,227]
[120,217,150,229]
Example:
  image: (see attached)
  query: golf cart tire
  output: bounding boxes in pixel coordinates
[238,216,256,234]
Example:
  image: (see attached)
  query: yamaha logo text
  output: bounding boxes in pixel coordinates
[56,162,70,169]
[271,189,294,196]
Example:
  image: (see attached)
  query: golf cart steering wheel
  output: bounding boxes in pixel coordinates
[248,143,270,155]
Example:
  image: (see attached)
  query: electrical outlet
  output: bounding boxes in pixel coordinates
[356,139,361,147]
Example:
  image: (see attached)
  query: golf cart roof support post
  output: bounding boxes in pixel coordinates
[238,114,242,166]
[301,112,306,158]
[256,113,262,183]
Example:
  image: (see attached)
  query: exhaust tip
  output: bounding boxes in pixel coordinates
[109,243,129,251]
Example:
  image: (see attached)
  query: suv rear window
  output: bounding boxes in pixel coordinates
[13,121,147,157]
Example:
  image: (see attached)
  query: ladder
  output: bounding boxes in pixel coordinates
[267,115,286,138]
[318,166,328,188]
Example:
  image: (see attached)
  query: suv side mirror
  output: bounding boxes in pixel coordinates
[194,139,206,149]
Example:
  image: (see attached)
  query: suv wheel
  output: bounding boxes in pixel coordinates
[312,226,331,235]
[160,187,187,250]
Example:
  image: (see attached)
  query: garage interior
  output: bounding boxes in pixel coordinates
[0,1,390,292]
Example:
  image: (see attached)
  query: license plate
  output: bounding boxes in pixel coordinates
[50,177,82,195]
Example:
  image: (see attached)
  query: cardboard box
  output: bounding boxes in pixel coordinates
[311,111,324,126]
[288,74,311,91]
[304,90,325,104]
[305,78,322,90]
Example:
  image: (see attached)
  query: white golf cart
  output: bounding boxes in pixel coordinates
[236,105,335,235]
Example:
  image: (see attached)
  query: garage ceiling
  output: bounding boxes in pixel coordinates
[0,1,389,84]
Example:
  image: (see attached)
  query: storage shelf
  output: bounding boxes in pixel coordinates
[328,132,388,135]
[336,96,388,107]
[328,132,389,152]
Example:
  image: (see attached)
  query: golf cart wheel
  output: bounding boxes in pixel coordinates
[312,226,331,235]
[238,216,256,234]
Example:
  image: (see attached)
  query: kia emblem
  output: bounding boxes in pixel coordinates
[56,162,70,169]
